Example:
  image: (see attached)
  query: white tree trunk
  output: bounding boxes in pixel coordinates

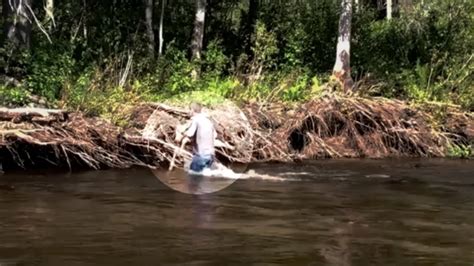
[191,0,206,60]
[333,0,353,92]
[145,0,155,58]
[354,0,360,12]
[3,0,33,49]
[387,0,393,20]
[44,0,55,29]
[158,0,166,56]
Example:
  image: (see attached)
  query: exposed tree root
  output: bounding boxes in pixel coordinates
[0,96,472,170]
[123,102,255,168]
[0,109,149,170]
[275,96,462,158]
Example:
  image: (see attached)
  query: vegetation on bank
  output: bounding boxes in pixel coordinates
[2,0,472,109]
[1,0,473,160]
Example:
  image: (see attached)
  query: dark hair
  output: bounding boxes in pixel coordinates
[190,102,202,113]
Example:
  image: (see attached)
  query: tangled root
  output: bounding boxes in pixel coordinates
[1,96,472,170]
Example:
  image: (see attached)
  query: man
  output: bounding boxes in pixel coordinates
[175,102,217,172]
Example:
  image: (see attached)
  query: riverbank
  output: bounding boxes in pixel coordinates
[0,95,472,171]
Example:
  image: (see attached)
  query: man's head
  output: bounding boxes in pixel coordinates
[189,102,202,116]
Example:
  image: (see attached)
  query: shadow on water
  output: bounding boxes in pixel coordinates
[0,159,473,265]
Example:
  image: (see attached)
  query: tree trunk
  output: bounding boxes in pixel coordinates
[158,0,166,56]
[244,0,258,55]
[44,0,55,30]
[191,0,206,61]
[332,0,353,93]
[145,0,155,58]
[354,0,360,12]
[386,0,392,20]
[2,0,33,49]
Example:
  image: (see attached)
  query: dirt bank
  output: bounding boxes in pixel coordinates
[0,96,472,170]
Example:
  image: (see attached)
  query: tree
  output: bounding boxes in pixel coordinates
[387,0,393,20]
[2,0,33,49]
[158,0,166,56]
[145,0,155,58]
[190,0,206,79]
[332,0,354,93]
[191,0,206,61]
[243,0,259,55]
[44,0,55,30]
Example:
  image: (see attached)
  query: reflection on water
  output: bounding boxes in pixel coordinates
[0,159,473,265]
[152,163,248,195]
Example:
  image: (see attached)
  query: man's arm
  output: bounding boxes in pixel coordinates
[175,120,195,144]
[185,119,197,138]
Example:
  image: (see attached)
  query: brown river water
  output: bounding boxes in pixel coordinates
[0,159,473,265]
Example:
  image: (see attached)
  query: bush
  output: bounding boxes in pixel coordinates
[142,45,195,96]
[27,42,76,101]
[202,40,230,79]
[0,85,30,107]
[448,143,473,159]
[60,66,146,126]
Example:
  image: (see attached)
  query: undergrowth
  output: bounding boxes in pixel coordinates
[1,1,472,124]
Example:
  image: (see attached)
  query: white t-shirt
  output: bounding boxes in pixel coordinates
[185,113,217,156]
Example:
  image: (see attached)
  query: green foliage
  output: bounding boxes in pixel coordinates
[282,23,306,69]
[202,40,230,78]
[447,143,473,159]
[280,75,308,101]
[392,58,473,109]
[353,0,473,109]
[0,0,472,113]
[231,69,324,102]
[163,90,230,107]
[27,43,75,101]
[157,46,195,95]
[276,73,326,102]
[0,86,30,106]
[252,21,279,70]
[401,64,440,103]
[60,66,147,126]
[310,76,324,97]
[203,77,241,98]
[237,79,270,101]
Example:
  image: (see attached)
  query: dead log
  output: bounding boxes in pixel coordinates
[0,107,68,123]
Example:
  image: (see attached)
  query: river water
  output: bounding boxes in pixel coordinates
[0,159,473,265]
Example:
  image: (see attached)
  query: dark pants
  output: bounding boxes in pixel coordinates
[190,154,214,172]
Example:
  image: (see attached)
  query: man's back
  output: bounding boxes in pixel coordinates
[186,113,216,156]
